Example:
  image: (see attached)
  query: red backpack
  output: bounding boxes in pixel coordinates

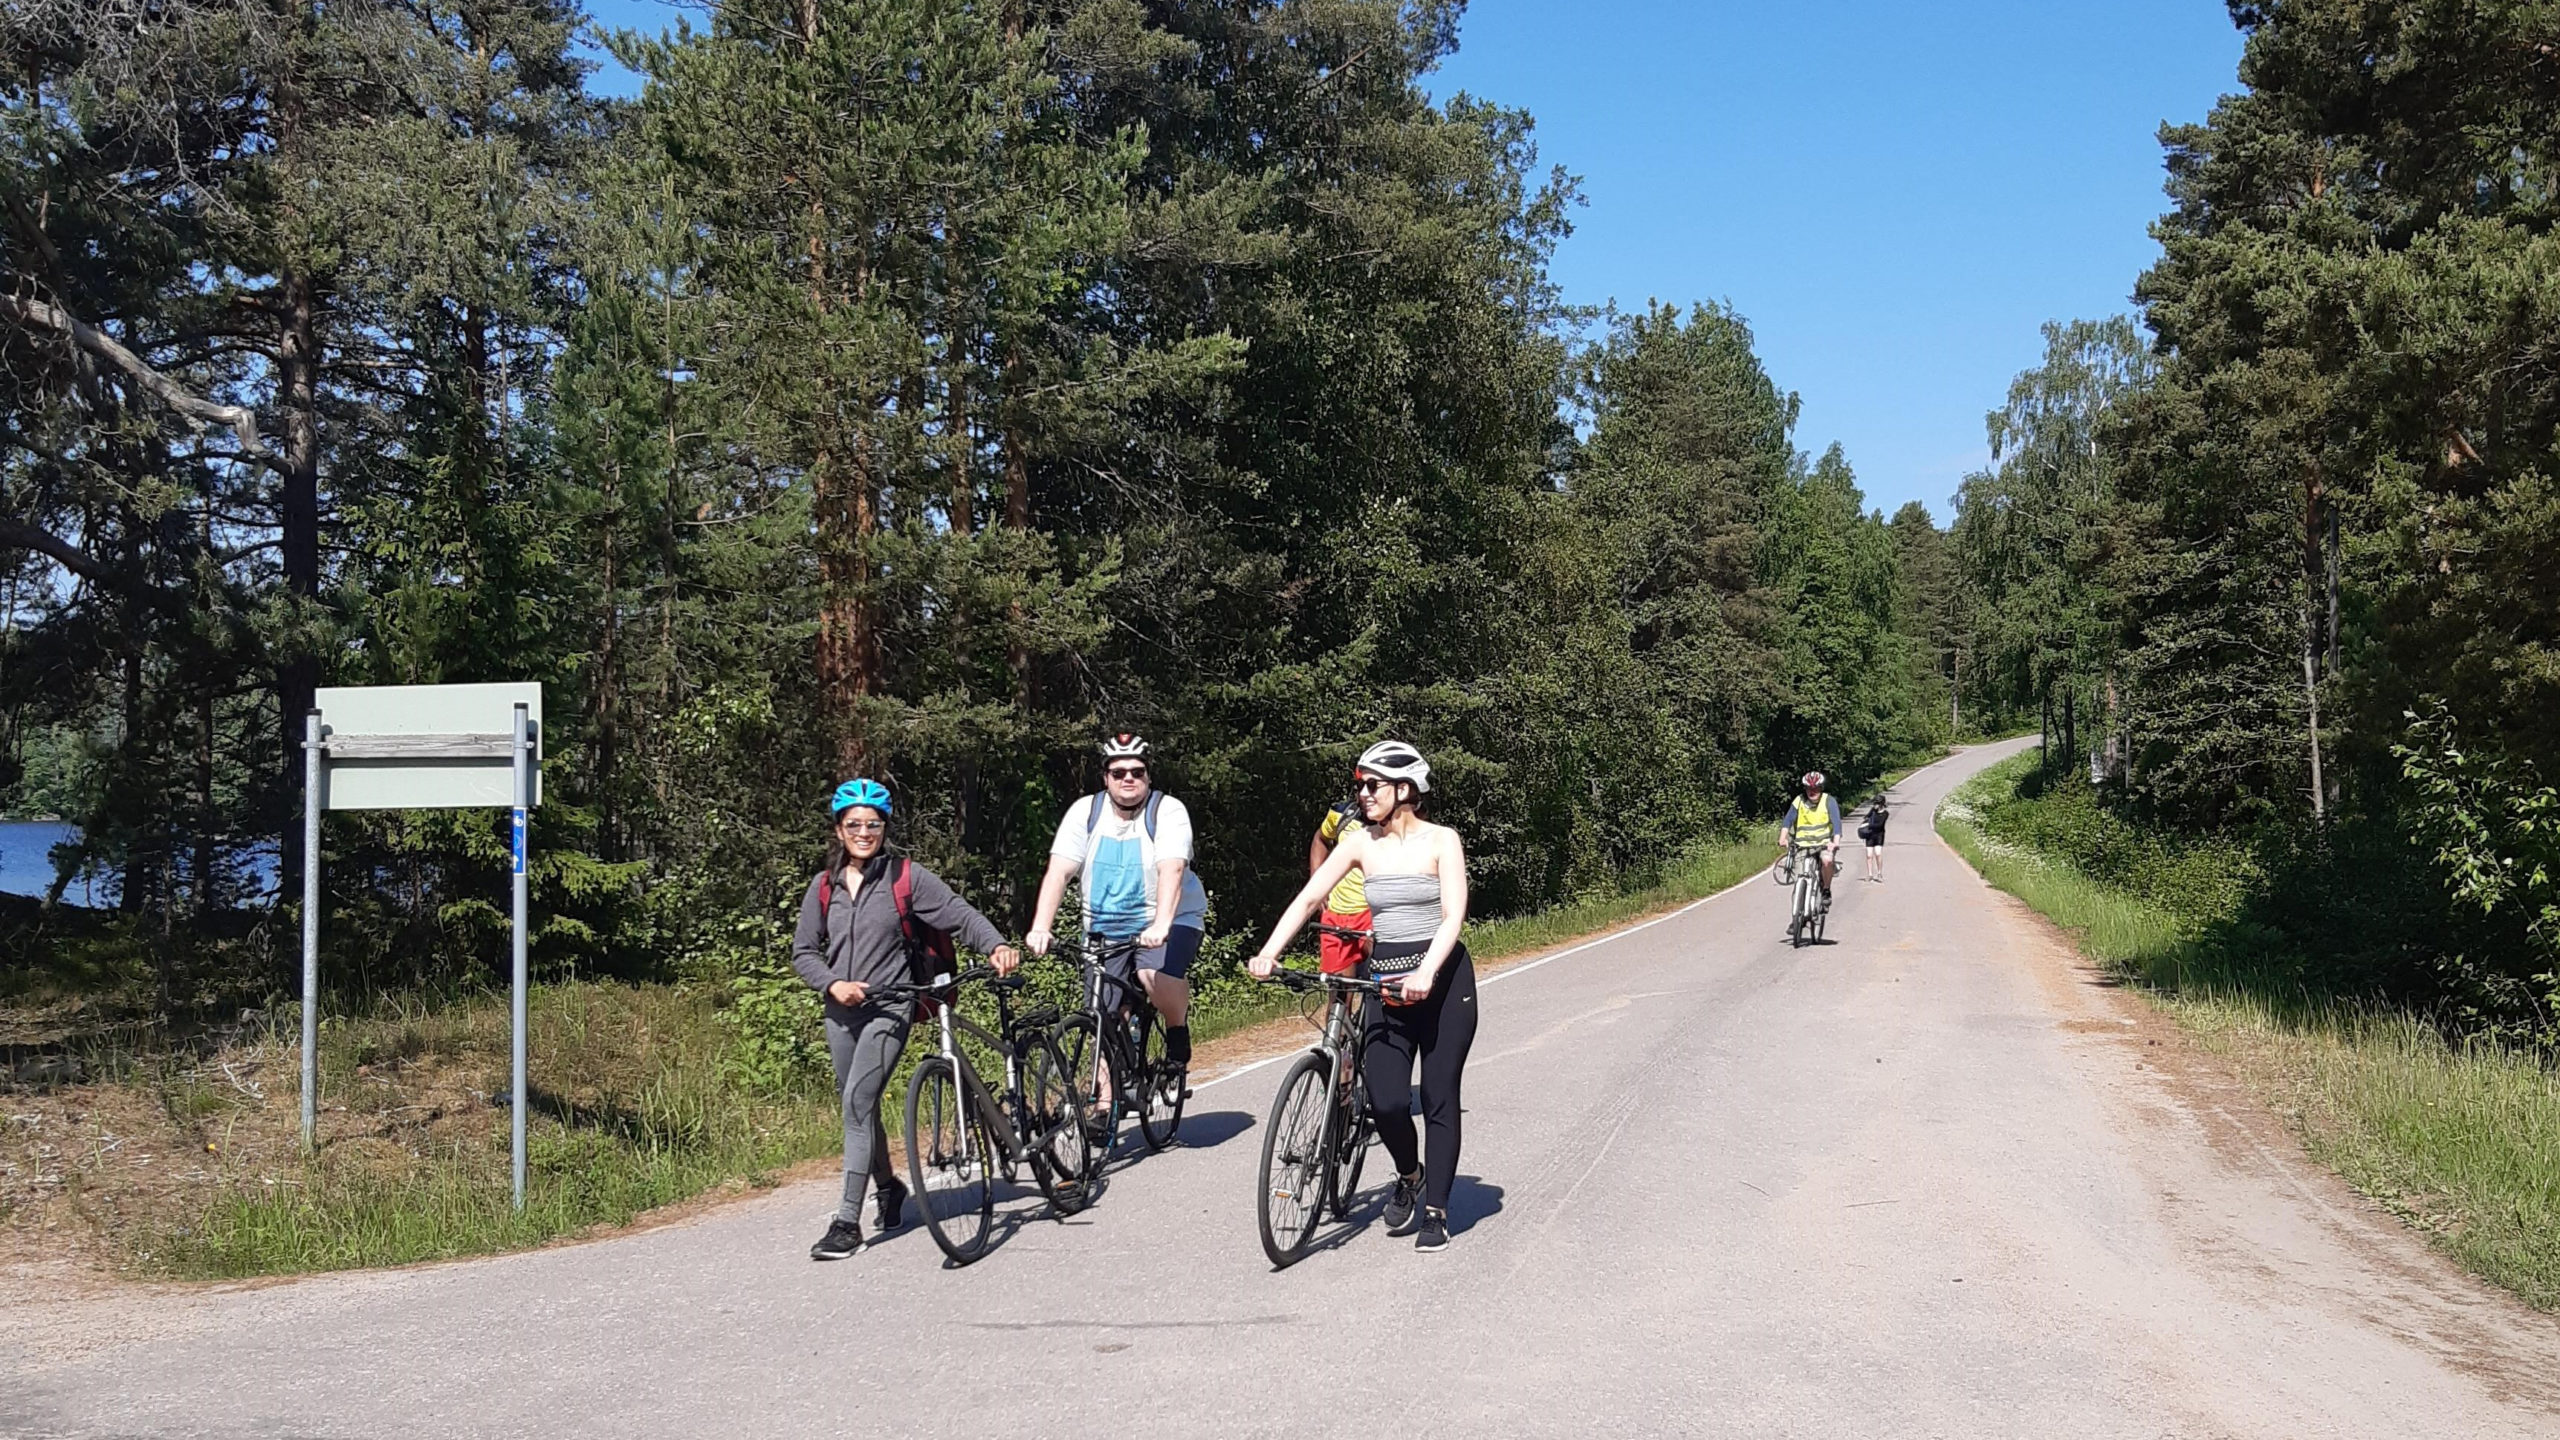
[815,859,958,1009]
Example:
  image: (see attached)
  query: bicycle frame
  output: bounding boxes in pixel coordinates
[923,974,1067,1171]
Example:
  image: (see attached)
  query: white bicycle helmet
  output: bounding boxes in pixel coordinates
[1356,740,1431,793]
[1101,732,1150,761]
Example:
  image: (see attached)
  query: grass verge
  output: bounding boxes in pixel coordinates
[1939,751,2560,1311]
[4,984,843,1280]
[1462,838,1769,963]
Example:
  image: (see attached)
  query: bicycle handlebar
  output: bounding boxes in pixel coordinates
[1259,967,1385,995]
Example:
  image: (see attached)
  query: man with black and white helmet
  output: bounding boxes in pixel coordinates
[1027,732,1209,1077]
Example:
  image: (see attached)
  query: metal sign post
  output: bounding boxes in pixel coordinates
[510,702,530,1209]
[301,711,322,1151]
[297,683,542,1207]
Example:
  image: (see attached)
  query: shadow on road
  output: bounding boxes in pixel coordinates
[1446,1175,1504,1235]
[916,1176,1092,1268]
[1172,1108,1254,1150]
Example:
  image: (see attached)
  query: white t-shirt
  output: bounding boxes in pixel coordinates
[1049,793,1210,937]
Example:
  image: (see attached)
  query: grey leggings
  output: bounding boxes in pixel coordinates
[825,1006,911,1224]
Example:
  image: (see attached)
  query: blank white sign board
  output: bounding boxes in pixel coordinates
[315,682,542,810]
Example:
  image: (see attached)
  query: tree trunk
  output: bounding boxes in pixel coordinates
[591,454,623,859]
[1002,398,1033,709]
[276,267,322,896]
[2302,460,2331,822]
[2063,685,2077,775]
[2325,508,2341,673]
[2301,598,2327,826]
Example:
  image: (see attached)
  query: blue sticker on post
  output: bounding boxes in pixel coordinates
[512,807,527,876]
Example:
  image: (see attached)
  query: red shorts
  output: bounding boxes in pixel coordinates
[1318,907,1371,975]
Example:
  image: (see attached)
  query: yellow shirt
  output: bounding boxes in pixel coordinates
[1316,805,1368,914]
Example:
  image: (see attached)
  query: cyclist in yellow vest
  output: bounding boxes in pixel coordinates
[1778,770,1844,911]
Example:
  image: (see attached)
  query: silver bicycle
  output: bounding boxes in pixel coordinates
[1778,842,1830,947]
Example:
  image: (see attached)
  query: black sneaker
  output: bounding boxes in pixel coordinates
[871,1176,909,1234]
[1415,1207,1450,1253]
[1383,1172,1423,1235]
[809,1219,862,1261]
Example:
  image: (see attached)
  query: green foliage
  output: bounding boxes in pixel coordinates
[2,0,1952,1020]
[713,927,828,1098]
[2395,704,2560,1042]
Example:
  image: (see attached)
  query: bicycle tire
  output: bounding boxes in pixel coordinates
[1323,1065,1371,1220]
[1256,1052,1331,1268]
[1136,1008,1184,1151]
[905,1057,995,1264]
[1054,1012,1116,1154]
[1023,1030,1093,1214]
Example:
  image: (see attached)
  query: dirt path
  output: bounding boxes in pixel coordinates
[8,738,2557,1439]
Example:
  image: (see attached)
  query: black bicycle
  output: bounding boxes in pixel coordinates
[1254,941,1384,1268]
[1052,935,1186,1154]
[899,964,1094,1266]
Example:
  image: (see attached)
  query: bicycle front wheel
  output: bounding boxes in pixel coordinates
[1023,1030,1093,1214]
[1257,1053,1331,1268]
[905,1058,995,1264]
[1137,1009,1185,1151]
[1324,1066,1372,1220]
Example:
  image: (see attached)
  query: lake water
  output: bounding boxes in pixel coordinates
[0,820,113,906]
[0,823,282,908]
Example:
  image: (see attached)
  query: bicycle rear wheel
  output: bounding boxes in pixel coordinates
[1257,1053,1331,1268]
[905,1058,995,1264]
[1022,1030,1092,1214]
[1136,1008,1184,1151]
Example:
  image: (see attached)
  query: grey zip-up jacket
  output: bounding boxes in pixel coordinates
[790,854,1008,1006]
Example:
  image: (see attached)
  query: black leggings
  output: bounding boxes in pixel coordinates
[1362,946,1478,1213]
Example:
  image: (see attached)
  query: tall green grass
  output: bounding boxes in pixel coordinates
[1940,753,2560,1310]
[155,985,842,1279]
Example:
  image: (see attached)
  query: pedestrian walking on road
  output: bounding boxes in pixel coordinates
[1309,785,1373,974]
[1251,740,1475,1252]
[791,779,1019,1262]
[1860,797,1889,882]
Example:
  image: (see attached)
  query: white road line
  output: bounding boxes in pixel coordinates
[1196,742,1982,1096]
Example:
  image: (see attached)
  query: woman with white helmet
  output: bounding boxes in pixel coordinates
[1250,740,1475,1252]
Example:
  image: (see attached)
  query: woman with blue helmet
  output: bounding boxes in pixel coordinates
[791,778,1019,1261]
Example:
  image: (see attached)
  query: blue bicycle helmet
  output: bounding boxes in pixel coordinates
[829,778,893,817]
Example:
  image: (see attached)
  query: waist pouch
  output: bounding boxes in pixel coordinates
[1370,937,1430,983]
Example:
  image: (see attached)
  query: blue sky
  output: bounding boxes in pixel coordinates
[579,1,2246,522]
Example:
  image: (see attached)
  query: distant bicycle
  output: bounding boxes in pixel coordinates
[1253,938,1385,1268]
[1053,935,1187,1154]
[900,964,1093,1266]
[1778,842,1828,947]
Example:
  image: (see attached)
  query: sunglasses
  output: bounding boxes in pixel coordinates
[1355,777,1400,796]
[837,818,886,834]
[1105,765,1149,780]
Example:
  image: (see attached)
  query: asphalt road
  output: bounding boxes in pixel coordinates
[9,738,2558,1438]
